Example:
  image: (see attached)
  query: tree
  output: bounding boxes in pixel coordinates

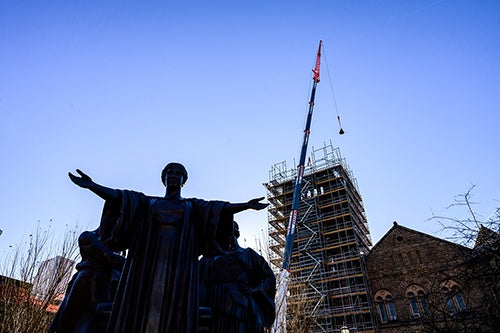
[0,222,80,333]
[425,186,500,332]
[431,185,499,247]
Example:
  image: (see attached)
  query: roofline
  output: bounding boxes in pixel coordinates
[367,221,472,257]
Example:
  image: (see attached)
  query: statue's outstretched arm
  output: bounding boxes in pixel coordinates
[224,197,268,214]
[68,169,120,202]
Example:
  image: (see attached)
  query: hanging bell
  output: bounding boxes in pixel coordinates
[339,128,345,135]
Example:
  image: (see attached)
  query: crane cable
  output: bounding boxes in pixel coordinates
[322,43,345,135]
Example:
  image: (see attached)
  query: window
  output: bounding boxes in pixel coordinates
[398,253,405,265]
[441,283,467,314]
[407,252,414,265]
[446,295,456,315]
[374,290,398,323]
[415,250,423,264]
[408,292,420,317]
[455,292,466,311]
[376,296,388,323]
[406,285,428,319]
[386,295,397,320]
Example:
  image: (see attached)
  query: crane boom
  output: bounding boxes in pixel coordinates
[273,40,322,333]
[282,39,321,270]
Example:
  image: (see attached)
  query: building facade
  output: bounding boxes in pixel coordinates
[265,143,376,332]
[366,222,499,333]
[32,256,75,301]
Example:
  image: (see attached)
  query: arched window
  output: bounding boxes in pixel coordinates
[376,296,388,323]
[386,295,397,320]
[407,292,420,317]
[406,285,428,318]
[417,290,429,316]
[374,290,397,323]
[441,282,467,314]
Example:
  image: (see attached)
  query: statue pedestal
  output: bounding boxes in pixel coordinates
[95,303,213,333]
[96,303,113,333]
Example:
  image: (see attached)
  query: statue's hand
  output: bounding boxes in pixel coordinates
[248,197,269,211]
[68,169,93,189]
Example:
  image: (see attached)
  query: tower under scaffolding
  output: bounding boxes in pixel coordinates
[265,142,376,333]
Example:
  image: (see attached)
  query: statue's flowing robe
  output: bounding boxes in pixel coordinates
[100,190,229,333]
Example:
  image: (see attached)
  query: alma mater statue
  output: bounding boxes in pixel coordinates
[69,163,268,333]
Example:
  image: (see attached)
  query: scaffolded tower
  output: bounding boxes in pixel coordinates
[265,142,375,333]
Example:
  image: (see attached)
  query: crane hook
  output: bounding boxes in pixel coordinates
[337,115,345,135]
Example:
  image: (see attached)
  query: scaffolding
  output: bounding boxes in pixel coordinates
[265,142,376,333]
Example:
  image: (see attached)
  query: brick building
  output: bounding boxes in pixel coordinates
[365,222,498,332]
[266,141,499,332]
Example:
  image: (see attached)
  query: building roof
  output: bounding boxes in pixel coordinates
[367,221,472,259]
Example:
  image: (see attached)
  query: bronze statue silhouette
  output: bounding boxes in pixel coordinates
[49,228,125,333]
[199,222,276,333]
[68,163,268,333]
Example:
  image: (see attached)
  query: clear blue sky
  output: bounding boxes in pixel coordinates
[1,0,499,256]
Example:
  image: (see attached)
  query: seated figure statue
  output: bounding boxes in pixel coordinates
[199,221,276,333]
[49,228,125,333]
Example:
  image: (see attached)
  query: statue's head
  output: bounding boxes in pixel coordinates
[233,221,240,239]
[216,220,240,251]
[161,162,188,187]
